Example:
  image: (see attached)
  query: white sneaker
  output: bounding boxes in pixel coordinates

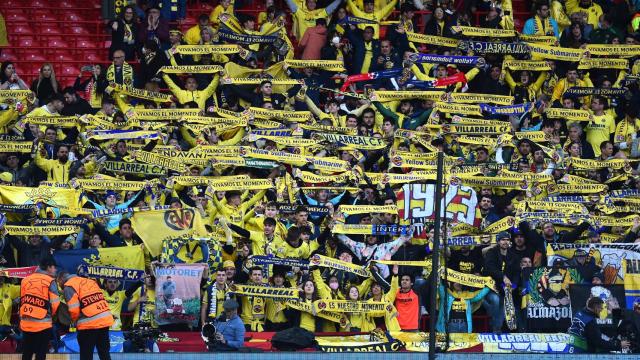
[420,306,428,316]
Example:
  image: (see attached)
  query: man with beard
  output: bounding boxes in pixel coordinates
[34,143,72,183]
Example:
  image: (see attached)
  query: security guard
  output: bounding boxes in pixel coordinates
[19,257,60,360]
[58,271,114,360]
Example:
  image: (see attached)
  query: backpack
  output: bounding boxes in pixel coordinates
[271,327,316,351]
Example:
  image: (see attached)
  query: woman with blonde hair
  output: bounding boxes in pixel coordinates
[30,63,59,105]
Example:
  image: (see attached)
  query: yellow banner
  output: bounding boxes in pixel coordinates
[503,60,551,71]
[434,102,481,115]
[132,150,188,173]
[159,65,224,74]
[450,93,514,105]
[339,204,398,215]
[370,90,444,102]
[75,179,147,191]
[586,44,640,57]
[578,58,628,69]
[284,60,346,72]
[545,108,592,122]
[129,108,201,120]
[310,254,370,277]
[0,141,32,153]
[313,299,386,313]
[5,225,79,236]
[176,44,242,54]
[130,208,208,257]
[24,116,78,127]
[528,43,586,61]
[406,32,459,47]
[249,107,311,122]
[452,26,515,37]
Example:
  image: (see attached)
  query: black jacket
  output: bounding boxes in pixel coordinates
[482,246,520,288]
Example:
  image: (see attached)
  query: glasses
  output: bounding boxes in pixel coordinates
[114,56,125,59]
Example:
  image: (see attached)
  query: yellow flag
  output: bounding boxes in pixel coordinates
[131,208,208,257]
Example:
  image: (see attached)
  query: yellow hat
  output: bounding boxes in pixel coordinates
[223,260,235,269]
[0,172,13,183]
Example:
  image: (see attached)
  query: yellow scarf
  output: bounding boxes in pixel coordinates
[533,15,553,36]
[107,62,133,86]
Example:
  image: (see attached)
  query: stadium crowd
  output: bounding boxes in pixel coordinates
[2,0,640,354]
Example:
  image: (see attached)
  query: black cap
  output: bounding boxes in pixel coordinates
[223,299,239,310]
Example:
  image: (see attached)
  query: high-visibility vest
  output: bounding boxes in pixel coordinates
[20,272,59,332]
[64,277,114,330]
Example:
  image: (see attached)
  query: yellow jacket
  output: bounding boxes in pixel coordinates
[162,74,219,109]
[35,150,72,183]
[185,25,205,45]
[551,76,593,104]
[346,0,397,39]
[566,0,602,29]
[551,0,572,33]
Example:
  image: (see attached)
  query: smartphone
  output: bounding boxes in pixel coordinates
[81,65,94,72]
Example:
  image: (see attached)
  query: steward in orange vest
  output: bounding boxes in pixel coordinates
[59,271,114,360]
[19,257,60,360]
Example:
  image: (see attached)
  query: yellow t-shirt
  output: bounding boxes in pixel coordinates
[586,114,615,156]
[292,8,328,40]
[131,287,157,327]
[0,283,20,326]
[103,289,127,330]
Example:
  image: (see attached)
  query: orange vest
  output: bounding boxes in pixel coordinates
[64,277,114,330]
[20,272,59,332]
[394,289,419,330]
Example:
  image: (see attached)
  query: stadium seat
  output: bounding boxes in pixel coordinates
[48,39,69,48]
[0,52,17,62]
[52,53,75,62]
[77,39,98,49]
[64,13,87,22]
[11,26,34,35]
[3,11,29,22]
[33,11,58,22]
[0,0,22,8]
[60,65,80,77]
[29,0,48,7]
[38,25,62,35]
[23,52,47,62]
[18,38,35,48]
[70,26,90,35]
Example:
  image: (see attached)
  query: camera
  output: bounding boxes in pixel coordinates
[201,322,217,345]
[124,321,161,353]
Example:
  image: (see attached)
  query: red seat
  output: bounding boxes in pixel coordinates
[29,0,47,7]
[24,53,47,62]
[60,65,80,77]
[52,54,75,62]
[3,12,29,22]
[0,52,17,62]
[48,39,69,48]
[11,26,33,35]
[84,53,102,62]
[18,38,35,47]
[0,0,22,8]
[70,26,90,35]
[65,13,87,22]
[38,25,62,35]
[33,11,58,22]
[77,39,98,49]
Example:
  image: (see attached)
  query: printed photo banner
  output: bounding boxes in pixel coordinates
[154,263,207,327]
[526,266,581,332]
[547,243,640,284]
[77,265,145,282]
[0,266,37,278]
[0,141,33,153]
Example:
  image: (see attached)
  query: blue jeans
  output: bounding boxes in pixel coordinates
[482,291,504,332]
[448,319,468,333]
